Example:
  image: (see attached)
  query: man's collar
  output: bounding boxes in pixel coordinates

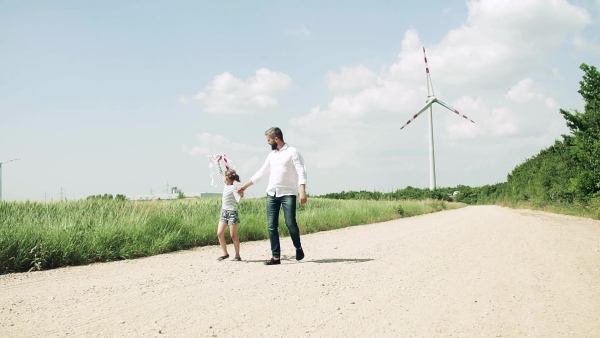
[276,143,288,152]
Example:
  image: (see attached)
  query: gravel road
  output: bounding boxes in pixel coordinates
[1,205,599,337]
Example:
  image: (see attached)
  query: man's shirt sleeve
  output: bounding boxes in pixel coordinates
[292,149,307,186]
[249,153,271,184]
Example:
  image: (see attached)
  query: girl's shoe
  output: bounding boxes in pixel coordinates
[233,256,242,261]
[217,254,229,261]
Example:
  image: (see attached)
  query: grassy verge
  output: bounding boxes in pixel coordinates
[0,198,466,274]
[495,199,600,220]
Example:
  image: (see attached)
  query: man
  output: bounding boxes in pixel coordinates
[238,127,307,265]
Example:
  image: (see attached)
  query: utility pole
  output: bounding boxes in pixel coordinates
[59,187,65,201]
[0,158,21,201]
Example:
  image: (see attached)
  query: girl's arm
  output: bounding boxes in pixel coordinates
[215,156,224,181]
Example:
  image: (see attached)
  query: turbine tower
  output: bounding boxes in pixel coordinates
[400,47,475,190]
[0,158,21,201]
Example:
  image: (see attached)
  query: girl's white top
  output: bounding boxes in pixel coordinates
[222,185,240,211]
[216,162,242,211]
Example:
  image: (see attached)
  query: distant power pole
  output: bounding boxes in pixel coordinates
[0,158,21,201]
[59,187,65,201]
[165,182,170,194]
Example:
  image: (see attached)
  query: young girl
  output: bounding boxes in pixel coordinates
[215,155,243,261]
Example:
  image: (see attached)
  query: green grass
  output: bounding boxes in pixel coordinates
[0,198,466,274]
[496,199,600,220]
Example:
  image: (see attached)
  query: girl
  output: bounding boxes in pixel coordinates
[215,155,243,261]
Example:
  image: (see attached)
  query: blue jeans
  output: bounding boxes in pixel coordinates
[266,194,302,258]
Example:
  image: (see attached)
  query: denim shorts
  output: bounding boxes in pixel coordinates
[220,209,240,225]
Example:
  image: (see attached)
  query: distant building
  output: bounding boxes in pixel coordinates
[126,192,221,201]
[182,192,222,199]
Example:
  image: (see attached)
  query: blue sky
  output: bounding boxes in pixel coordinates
[1,0,599,201]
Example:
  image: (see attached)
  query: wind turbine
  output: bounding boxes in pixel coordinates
[0,158,21,201]
[400,47,475,190]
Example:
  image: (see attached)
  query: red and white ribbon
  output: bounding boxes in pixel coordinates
[206,154,236,187]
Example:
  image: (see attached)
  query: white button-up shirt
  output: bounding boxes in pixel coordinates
[249,144,307,197]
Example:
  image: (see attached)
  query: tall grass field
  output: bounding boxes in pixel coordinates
[0,198,465,274]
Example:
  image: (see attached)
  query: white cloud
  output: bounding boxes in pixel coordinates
[390,0,590,87]
[326,65,379,93]
[186,133,263,156]
[573,34,600,55]
[505,78,560,111]
[505,78,544,102]
[290,79,417,132]
[179,92,206,104]
[489,107,519,136]
[444,96,486,139]
[285,24,310,37]
[545,97,558,109]
[181,68,292,114]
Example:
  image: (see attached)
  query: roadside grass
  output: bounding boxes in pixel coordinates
[496,199,600,220]
[0,198,466,274]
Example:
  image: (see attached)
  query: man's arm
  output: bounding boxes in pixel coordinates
[291,150,307,205]
[298,184,307,205]
[238,154,270,194]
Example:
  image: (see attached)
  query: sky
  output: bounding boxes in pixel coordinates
[1,0,600,201]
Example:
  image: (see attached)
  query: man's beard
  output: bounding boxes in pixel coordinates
[271,143,277,150]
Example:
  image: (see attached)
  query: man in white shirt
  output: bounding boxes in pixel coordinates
[238,127,307,265]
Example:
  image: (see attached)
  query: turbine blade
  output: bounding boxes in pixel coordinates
[0,158,20,164]
[400,101,434,130]
[423,47,435,97]
[436,99,475,124]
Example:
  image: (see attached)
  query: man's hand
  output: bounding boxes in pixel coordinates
[299,189,307,205]
[237,181,252,195]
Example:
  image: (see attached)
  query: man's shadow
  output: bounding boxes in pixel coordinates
[243,257,373,264]
[309,258,373,264]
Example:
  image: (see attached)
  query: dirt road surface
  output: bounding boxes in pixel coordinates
[1,205,599,337]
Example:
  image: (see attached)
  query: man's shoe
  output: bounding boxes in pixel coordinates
[296,248,305,261]
[264,258,281,265]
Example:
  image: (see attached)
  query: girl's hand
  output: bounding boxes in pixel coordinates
[216,155,222,161]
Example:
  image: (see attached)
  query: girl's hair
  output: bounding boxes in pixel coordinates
[225,169,240,182]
